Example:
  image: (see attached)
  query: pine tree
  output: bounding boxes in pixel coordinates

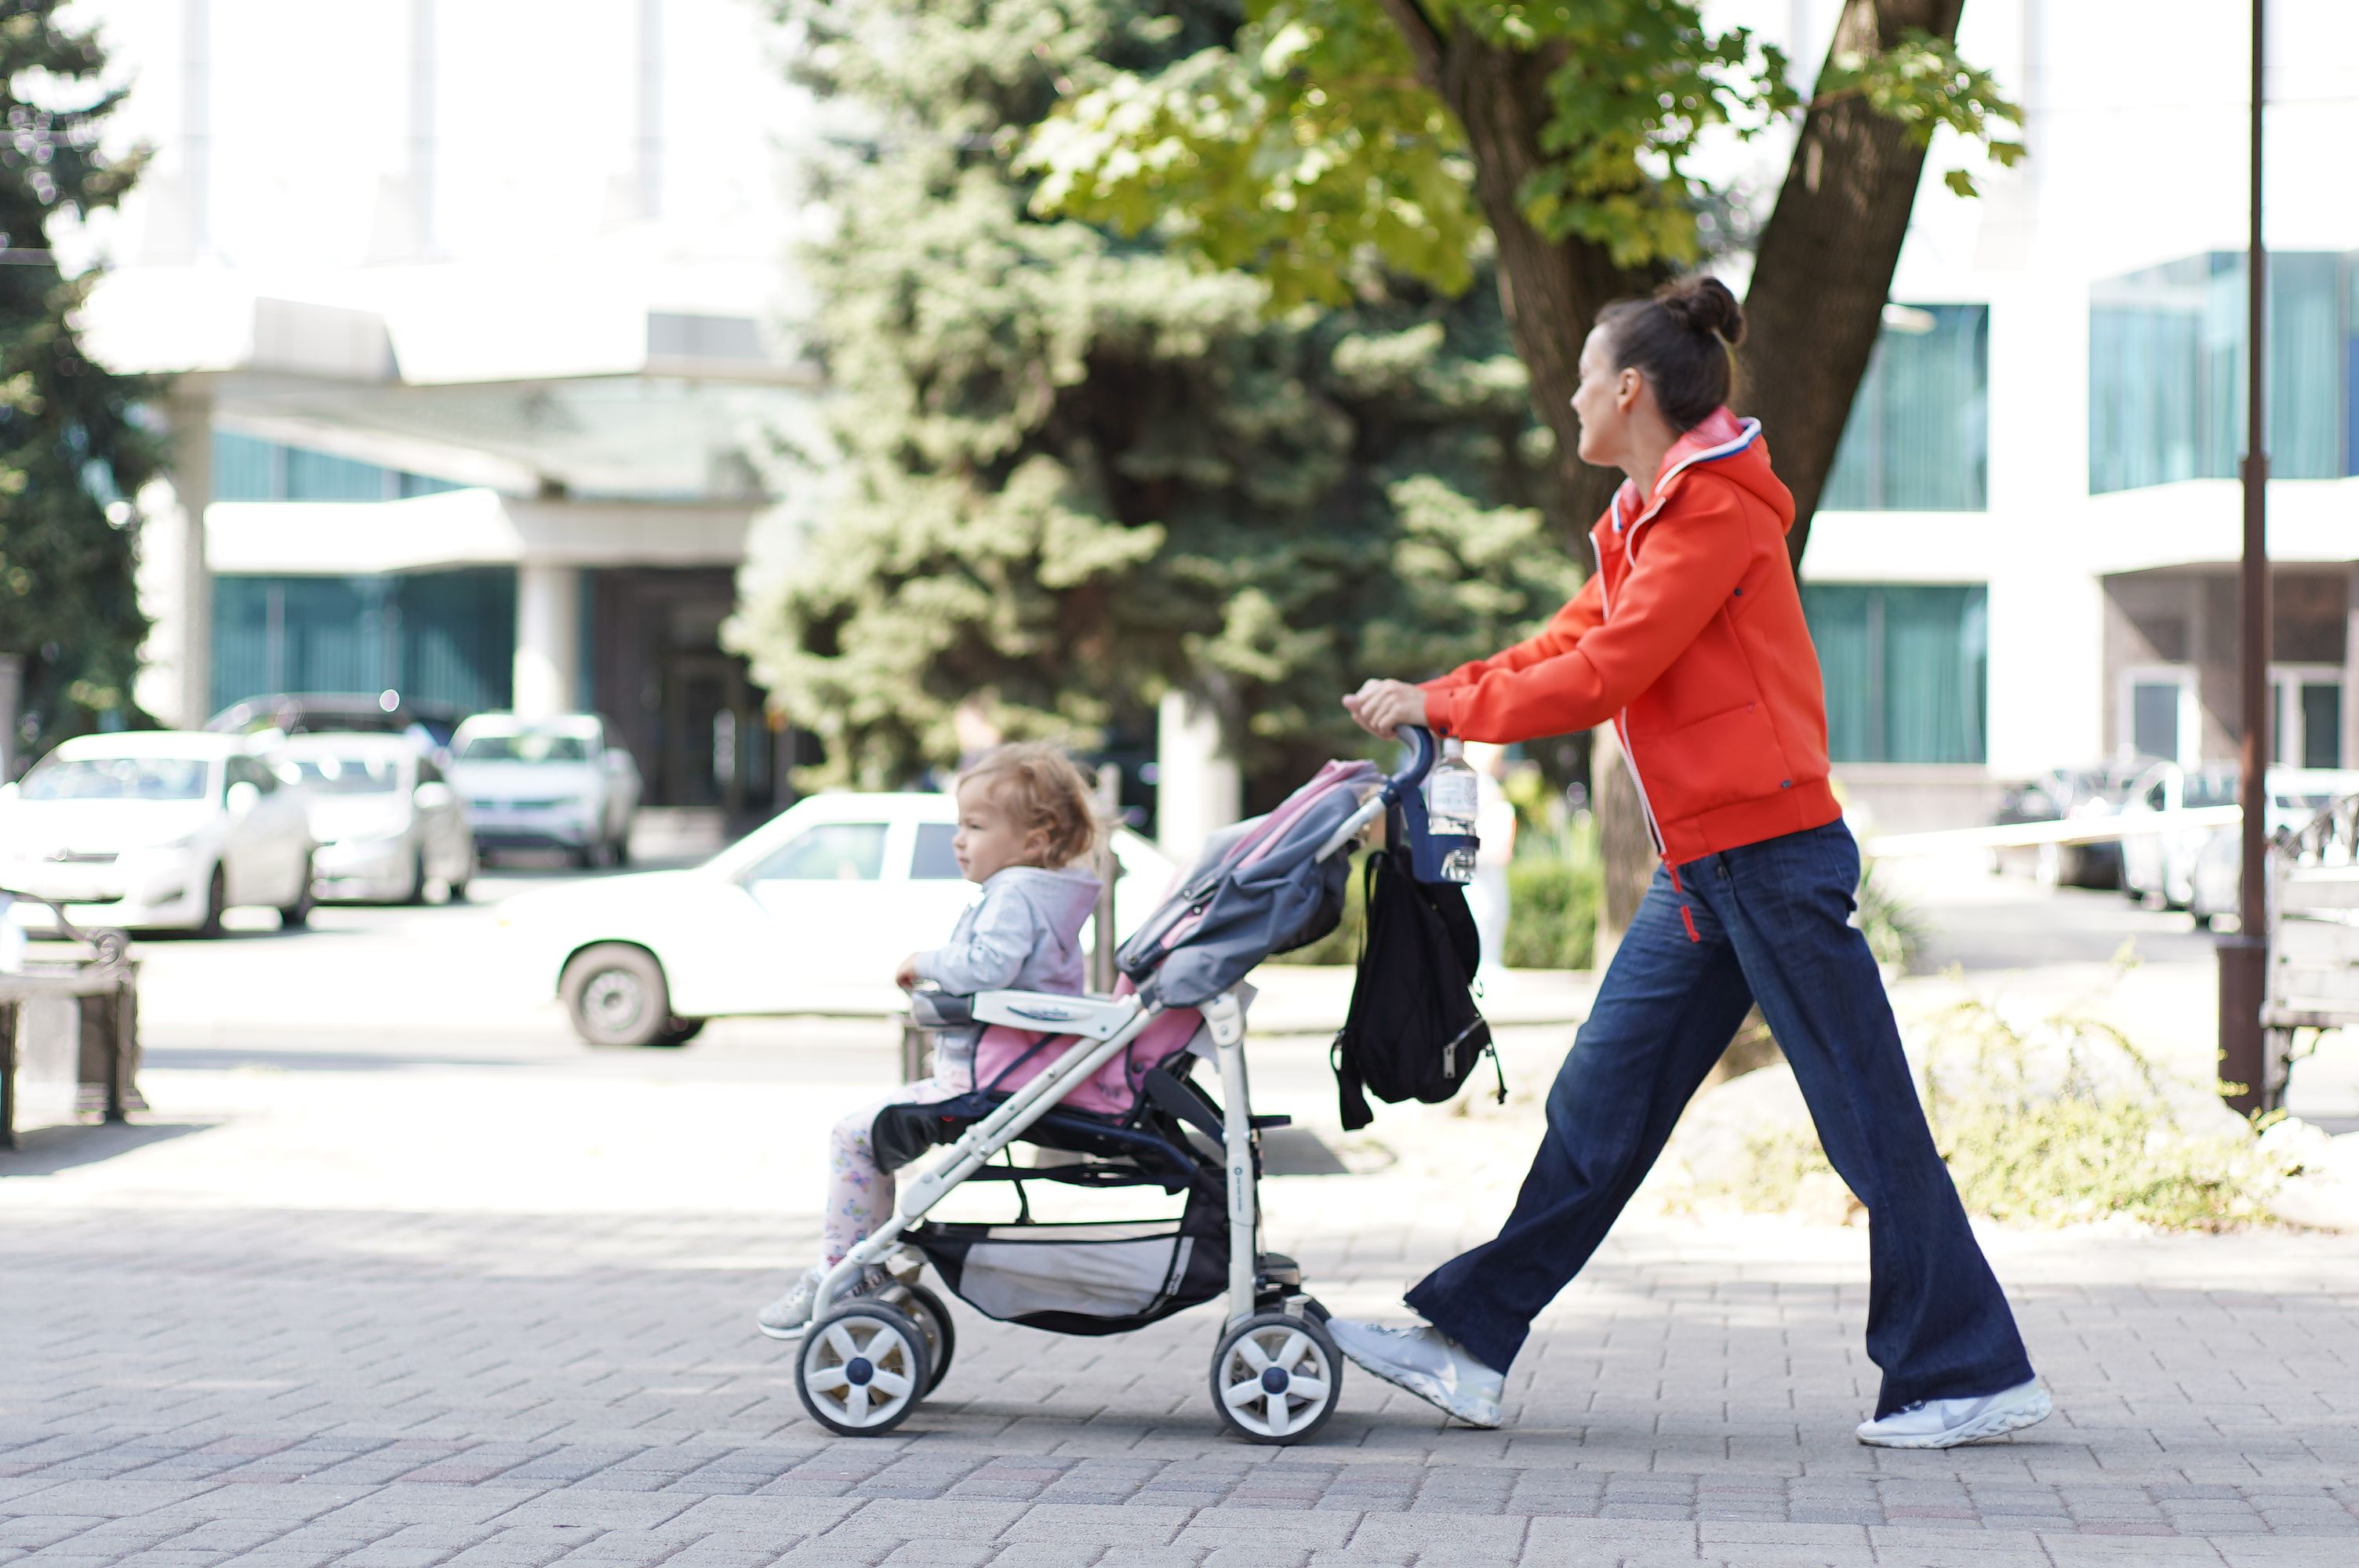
[0,2,159,755]
[729,0,1578,802]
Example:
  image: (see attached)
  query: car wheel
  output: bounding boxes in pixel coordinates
[403,851,430,906]
[278,857,317,929]
[610,829,631,868]
[649,1016,707,1048]
[195,865,227,939]
[569,840,597,870]
[562,943,674,1048]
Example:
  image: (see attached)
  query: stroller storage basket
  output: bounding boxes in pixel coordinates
[907,1187,1227,1337]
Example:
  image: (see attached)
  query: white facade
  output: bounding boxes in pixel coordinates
[63,0,826,811]
[1719,0,2359,832]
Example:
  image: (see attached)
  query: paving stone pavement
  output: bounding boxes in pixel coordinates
[7,1198,2359,1568]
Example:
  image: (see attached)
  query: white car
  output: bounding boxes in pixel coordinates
[449,713,642,867]
[2119,760,2239,909]
[0,731,317,936]
[2186,771,2359,928]
[268,732,478,904]
[500,790,1178,1047]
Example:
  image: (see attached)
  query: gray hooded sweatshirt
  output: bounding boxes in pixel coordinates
[913,862,1103,1084]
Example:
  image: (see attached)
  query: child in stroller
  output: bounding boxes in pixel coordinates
[756,741,1104,1341]
[772,731,1467,1445]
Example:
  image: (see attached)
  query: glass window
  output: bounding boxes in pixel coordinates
[285,754,404,794]
[213,432,284,501]
[1803,584,1987,764]
[21,754,210,801]
[456,729,593,763]
[911,822,962,880]
[1821,304,1988,511]
[2091,251,2350,493]
[750,823,889,883]
[2130,681,2184,764]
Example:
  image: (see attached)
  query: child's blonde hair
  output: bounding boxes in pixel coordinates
[958,742,1100,868]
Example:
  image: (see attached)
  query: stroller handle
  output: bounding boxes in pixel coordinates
[1378,725,1440,805]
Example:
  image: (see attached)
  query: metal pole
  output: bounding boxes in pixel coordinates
[1089,764,1121,994]
[2218,0,2270,1116]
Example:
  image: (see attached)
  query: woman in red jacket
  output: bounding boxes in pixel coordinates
[1329,277,2049,1450]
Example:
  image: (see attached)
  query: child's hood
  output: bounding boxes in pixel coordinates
[984,862,1103,939]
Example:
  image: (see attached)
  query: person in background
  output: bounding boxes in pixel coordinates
[1463,742,1516,981]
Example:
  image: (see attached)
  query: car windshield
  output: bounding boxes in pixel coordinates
[457,731,591,764]
[285,755,403,794]
[2186,773,2240,808]
[21,755,211,802]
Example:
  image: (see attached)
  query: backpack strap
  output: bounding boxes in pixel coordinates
[1330,851,1383,1132]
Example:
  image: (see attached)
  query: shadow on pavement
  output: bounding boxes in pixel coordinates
[0,1120,213,1176]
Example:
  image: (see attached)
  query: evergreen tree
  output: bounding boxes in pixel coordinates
[0,1,158,757]
[729,0,1578,801]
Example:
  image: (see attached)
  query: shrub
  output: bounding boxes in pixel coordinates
[1504,855,1599,970]
[1695,992,2297,1232]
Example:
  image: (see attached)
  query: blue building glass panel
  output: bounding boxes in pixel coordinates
[1821,304,1989,511]
[1802,583,1987,765]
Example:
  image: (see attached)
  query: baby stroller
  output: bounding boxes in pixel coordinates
[788,728,1474,1445]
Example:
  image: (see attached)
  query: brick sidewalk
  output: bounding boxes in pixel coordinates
[7,1200,2358,1567]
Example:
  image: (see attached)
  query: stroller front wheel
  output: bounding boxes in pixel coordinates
[1209,1310,1343,1444]
[893,1282,957,1394]
[795,1302,932,1437]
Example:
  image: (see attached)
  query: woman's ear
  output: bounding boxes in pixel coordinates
[1617,367,1644,412]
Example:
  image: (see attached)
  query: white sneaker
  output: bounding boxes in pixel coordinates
[755,1265,827,1341]
[1327,1319,1504,1428]
[1855,1379,2052,1448]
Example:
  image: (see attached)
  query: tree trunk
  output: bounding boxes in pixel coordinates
[1374,0,1648,559]
[1743,0,1969,566]
[1376,0,1970,976]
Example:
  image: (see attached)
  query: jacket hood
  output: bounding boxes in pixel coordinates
[988,862,1103,938]
[1611,406,1796,536]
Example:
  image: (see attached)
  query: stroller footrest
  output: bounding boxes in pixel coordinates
[1249,1113,1292,1130]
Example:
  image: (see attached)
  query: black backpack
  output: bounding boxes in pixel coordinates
[1330,842,1504,1131]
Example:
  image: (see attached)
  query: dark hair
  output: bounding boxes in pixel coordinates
[1595,275,1745,431]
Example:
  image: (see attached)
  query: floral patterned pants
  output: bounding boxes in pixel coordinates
[823,1076,963,1265]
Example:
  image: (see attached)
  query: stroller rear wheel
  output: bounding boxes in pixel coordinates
[795,1302,932,1436]
[1209,1309,1343,1444]
[893,1282,957,1394]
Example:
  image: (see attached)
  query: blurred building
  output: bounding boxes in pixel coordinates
[71,0,818,815]
[1773,0,2359,832]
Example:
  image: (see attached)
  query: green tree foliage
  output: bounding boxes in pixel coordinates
[0,2,158,752]
[729,0,1580,793]
[1024,0,2019,310]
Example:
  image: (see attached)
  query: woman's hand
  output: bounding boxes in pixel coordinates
[893,953,921,990]
[1342,678,1430,739]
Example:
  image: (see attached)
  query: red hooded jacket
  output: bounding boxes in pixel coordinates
[1420,407,1840,866]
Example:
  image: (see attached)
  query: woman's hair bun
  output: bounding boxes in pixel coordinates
[1654,275,1745,349]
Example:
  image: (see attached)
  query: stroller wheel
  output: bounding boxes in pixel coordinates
[1209,1311,1343,1445]
[894,1282,957,1394]
[795,1302,932,1437]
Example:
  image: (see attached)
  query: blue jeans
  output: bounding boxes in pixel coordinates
[1405,819,2034,1417]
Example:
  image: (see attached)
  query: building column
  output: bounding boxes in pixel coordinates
[513,562,580,718]
[1155,689,1240,859]
[135,386,214,729]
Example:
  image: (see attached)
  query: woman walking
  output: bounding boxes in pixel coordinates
[1333,276,2048,1449]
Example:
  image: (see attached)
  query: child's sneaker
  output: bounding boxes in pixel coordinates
[759,1264,896,1330]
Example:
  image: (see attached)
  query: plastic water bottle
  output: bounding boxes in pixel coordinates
[1424,738,1481,882]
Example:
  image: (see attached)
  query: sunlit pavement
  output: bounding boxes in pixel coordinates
[5,856,2359,1565]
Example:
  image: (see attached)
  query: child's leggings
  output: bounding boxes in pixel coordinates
[823,1076,963,1265]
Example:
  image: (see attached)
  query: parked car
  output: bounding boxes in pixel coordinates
[499,790,1179,1047]
[208,691,465,756]
[267,732,478,904]
[1990,762,2151,888]
[448,713,642,867]
[2119,760,2240,909]
[0,732,317,936]
[2186,771,2359,928]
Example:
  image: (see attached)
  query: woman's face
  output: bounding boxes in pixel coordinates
[1570,325,1634,469]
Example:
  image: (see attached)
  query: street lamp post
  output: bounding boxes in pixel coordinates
[2218,0,2270,1116]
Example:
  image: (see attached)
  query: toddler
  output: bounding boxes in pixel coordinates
[756,741,1103,1339]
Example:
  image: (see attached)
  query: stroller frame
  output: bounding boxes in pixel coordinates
[791,730,1445,1444]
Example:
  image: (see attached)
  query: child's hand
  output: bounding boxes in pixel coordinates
[893,953,921,990]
